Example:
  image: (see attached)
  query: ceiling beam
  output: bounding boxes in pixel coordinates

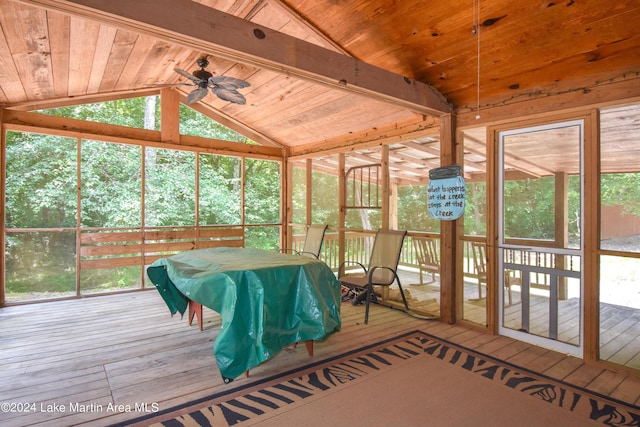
[289,116,439,158]
[18,0,452,116]
[3,109,284,158]
[6,88,163,111]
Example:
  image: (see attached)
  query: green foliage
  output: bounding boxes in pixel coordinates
[82,141,142,228]
[180,105,254,143]
[4,231,76,300]
[312,170,339,227]
[245,226,280,250]
[601,173,640,215]
[291,167,341,228]
[7,98,639,300]
[503,176,582,241]
[244,159,280,224]
[80,267,141,293]
[4,98,281,299]
[345,208,381,229]
[464,182,487,236]
[397,185,440,232]
[291,166,307,224]
[39,97,161,130]
[145,148,196,226]
[5,131,78,228]
[199,154,242,225]
[503,177,556,239]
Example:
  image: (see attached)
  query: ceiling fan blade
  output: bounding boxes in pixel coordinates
[212,87,247,105]
[174,67,203,83]
[209,76,250,89]
[186,87,209,104]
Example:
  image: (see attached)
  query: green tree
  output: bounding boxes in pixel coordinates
[180,105,255,143]
[244,159,281,248]
[5,131,77,228]
[397,185,440,232]
[601,173,640,215]
[81,141,142,227]
[39,97,161,129]
[312,170,339,227]
[145,148,196,226]
[199,154,242,225]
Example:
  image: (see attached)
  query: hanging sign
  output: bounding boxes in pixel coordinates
[428,165,465,220]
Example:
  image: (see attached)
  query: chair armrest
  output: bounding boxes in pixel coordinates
[297,251,319,258]
[338,260,367,277]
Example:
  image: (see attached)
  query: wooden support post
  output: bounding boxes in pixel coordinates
[439,113,457,324]
[160,88,180,144]
[485,126,498,334]
[338,154,346,269]
[583,109,600,364]
[555,171,569,300]
[381,145,390,230]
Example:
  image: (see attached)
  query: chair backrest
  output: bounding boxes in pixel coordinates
[471,242,487,283]
[301,224,328,258]
[413,236,439,268]
[367,229,407,284]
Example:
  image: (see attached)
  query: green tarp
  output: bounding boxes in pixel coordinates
[147,247,341,382]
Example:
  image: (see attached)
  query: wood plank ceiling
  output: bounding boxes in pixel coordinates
[1,0,639,185]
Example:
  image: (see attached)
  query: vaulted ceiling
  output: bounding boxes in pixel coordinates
[1,0,639,184]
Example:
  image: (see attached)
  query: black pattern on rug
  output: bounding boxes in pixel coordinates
[114,330,640,427]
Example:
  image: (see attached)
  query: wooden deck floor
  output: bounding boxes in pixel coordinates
[1,290,639,426]
[397,268,640,371]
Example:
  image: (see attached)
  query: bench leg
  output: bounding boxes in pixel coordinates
[188,300,203,331]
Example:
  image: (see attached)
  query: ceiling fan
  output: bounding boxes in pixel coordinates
[164,56,251,105]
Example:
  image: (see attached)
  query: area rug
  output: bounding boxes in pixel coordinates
[115,330,639,426]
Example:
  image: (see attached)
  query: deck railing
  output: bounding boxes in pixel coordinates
[292,232,573,290]
[80,226,571,290]
[292,231,446,272]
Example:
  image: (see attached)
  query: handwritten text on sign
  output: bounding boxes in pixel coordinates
[428,166,465,220]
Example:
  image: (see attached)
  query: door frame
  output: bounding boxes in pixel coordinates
[489,117,589,357]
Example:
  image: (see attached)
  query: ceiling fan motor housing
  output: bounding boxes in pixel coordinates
[193,69,213,82]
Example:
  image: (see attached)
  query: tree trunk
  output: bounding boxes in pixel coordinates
[144,96,158,225]
[144,96,156,130]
